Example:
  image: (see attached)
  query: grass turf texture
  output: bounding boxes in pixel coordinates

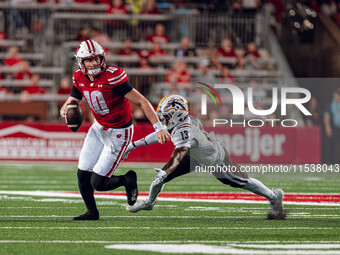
[0,163,340,255]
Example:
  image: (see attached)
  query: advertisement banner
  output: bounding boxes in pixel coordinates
[0,123,320,163]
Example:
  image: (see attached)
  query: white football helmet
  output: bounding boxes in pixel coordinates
[75,40,106,75]
[156,95,189,130]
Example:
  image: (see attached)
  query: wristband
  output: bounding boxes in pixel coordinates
[153,122,164,133]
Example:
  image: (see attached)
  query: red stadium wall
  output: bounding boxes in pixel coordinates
[0,123,320,164]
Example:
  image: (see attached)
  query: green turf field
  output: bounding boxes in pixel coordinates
[0,163,340,255]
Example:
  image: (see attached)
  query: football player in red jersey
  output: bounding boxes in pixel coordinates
[60,40,171,220]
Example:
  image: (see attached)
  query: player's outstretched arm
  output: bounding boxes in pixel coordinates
[122,131,158,160]
[162,147,189,176]
[125,89,171,144]
[133,132,159,147]
[152,147,189,185]
[60,96,81,118]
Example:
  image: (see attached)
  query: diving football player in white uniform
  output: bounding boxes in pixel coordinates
[124,95,285,219]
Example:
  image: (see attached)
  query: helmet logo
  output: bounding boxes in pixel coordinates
[165,100,186,111]
[157,95,189,130]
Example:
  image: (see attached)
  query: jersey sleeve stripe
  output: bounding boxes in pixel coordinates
[175,126,190,132]
[108,71,126,81]
[178,123,191,127]
[176,124,191,129]
[109,74,127,85]
[173,123,190,134]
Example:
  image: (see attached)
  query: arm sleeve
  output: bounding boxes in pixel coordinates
[70,85,83,100]
[112,80,133,97]
[133,131,158,147]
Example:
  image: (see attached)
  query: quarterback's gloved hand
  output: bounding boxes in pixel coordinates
[153,168,168,185]
[122,142,135,161]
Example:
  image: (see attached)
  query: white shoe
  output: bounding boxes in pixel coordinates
[270,188,284,215]
[126,200,154,213]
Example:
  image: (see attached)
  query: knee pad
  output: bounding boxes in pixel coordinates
[78,160,93,172]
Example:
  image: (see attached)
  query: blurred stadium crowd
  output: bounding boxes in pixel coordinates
[0,0,284,121]
[0,0,339,163]
[0,0,337,126]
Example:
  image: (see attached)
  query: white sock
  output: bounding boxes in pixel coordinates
[243,177,277,202]
[146,180,165,205]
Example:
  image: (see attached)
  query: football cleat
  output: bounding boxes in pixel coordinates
[126,200,154,213]
[153,168,168,185]
[267,188,286,220]
[124,170,138,206]
[72,210,99,221]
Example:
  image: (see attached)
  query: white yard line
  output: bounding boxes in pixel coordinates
[3,207,81,209]
[1,190,340,206]
[0,186,76,189]
[1,215,340,219]
[104,244,340,254]
[2,240,340,254]
[0,215,265,219]
[2,206,339,210]
[0,161,162,167]
[232,244,340,249]
[0,181,74,184]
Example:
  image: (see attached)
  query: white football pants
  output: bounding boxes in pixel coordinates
[78,120,133,177]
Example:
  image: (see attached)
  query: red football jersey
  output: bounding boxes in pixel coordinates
[72,65,132,128]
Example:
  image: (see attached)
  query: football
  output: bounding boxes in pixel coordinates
[65,100,83,132]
